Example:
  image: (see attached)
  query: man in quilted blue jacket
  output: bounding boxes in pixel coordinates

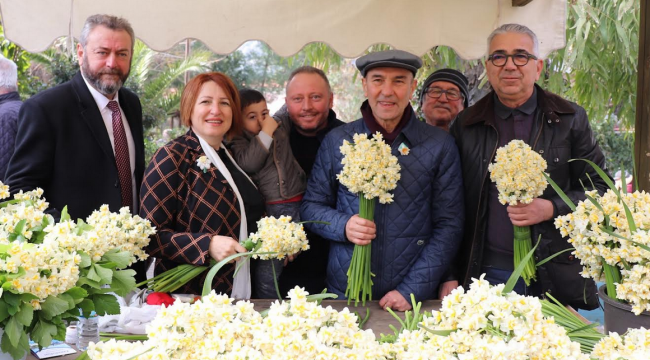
[300,50,464,311]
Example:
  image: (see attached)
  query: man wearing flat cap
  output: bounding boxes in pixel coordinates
[419,68,469,131]
[301,50,464,311]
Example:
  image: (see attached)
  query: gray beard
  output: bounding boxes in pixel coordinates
[81,59,129,97]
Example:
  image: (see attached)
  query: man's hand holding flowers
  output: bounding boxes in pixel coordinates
[507,198,554,226]
[345,214,376,246]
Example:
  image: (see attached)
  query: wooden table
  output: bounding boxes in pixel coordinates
[26,299,441,360]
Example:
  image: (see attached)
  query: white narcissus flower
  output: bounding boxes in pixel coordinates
[488,139,548,205]
[88,287,394,360]
[555,189,650,313]
[337,132,401,204]
[591,327,650,360]
[390,275,588,360]
[247,215,309,260]
[196,155,212,173]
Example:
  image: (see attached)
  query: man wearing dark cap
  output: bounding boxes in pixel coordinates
[301,50,464,311]
[419,68,469,131]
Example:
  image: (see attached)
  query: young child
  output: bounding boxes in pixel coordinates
[229,88,307,299]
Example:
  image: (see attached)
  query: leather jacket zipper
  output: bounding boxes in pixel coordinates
[465,124,499,286]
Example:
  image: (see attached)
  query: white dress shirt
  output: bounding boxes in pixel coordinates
[82,76,137,209]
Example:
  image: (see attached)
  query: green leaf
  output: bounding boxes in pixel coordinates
[78,299,95,317]
[78,252,92,268]
[92,294,120,316]
[202,252,252,296]
[15,302,33,326]
[0,301,9,323]
[19,293,38,303]
[60,206,70,222]
[93,263,114,284]
[12,219,27,238]
[101,250,132,269]
[536,248,573,267]
[419,324,455,336]
[110,269,136,297]
[59,293,75,311]
[504,236,540,294]
[0,327,29,360]
[3,291,20,313]
[31,318,57,348]
[85,264,102,282]
[5,316,22,347]
[600,226,650,253]
[74,219,94,236]
[76,276,102,289]
[40,296,71,319]
[63,287,89,302]
[542,172,576,211]
[5,266,26,280]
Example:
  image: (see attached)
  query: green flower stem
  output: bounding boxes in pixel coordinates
[602,261,622,302]
[513,225,536,286]
[346,194,375,306]
[271,261,282,301]
[540,293,605,354]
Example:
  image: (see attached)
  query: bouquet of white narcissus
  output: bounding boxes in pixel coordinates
[43,204,155,318]
[87,287,393,360]
[389,275,588,360]
[488,139,548,286]
[0,184,86,359]
[142,215,311,295]
[590,327,650,360]
[243,215,309,260]
[555,189,650,314]
[0,181,154,360]
[337,132,401,306]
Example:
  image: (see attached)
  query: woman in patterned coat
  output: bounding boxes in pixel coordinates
[140,72,264,297]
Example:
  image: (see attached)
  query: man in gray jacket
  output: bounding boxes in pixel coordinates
[0,57,22,181]
[274,66,345,296]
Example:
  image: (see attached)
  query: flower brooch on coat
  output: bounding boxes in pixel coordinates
[398,142,410,156]
[196,156,212,173]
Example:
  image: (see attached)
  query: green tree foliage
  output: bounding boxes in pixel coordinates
[210,41,294,99]
[125,40,211,129]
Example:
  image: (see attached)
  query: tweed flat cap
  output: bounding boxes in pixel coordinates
[355,50,423,77]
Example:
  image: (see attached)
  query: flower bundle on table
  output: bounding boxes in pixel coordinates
[555,189,650,314]
[87,287,393,359]
[488,139,548,285]
[0,182,154,359]
[590,327,650,360]
[337,132,401,305]
[390,275,588,360]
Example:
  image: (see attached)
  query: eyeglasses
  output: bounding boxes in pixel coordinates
[424,87,463,101]
[487,52,538,67]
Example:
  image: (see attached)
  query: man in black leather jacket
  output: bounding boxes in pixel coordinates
[447,23,609,310]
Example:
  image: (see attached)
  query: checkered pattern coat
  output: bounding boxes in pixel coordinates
[140,130,243,295]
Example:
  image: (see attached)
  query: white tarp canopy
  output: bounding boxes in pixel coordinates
[0,0,566,60]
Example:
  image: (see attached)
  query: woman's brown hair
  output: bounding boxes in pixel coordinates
[179,72,243,139]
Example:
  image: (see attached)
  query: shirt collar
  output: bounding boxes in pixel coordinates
[494,86,537,120]
[81,74,120,111]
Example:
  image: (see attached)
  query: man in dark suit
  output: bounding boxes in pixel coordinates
[6,14,143,220]
[5,14,146,280]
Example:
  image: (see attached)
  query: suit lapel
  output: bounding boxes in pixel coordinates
[71,72,116,162]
